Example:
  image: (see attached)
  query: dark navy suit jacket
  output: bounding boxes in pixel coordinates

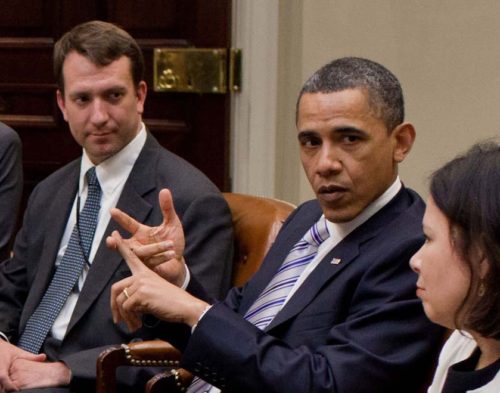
[177,187,444,393]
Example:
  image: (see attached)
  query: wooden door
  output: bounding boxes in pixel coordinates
[0,0,232,223]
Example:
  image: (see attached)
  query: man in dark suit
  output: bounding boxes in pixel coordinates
[0,21,232,392]
[0,122,22,261]
[110,57,444,392]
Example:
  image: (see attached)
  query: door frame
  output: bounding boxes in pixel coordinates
[230,0,279,197]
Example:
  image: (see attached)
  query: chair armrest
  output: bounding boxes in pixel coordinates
[146,368,194,393]
[96,339,186,393]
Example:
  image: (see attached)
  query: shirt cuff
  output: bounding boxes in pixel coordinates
[180,263,191,290]
[0,331,10,343]
[191,305,212,333]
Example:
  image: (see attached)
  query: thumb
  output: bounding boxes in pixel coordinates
[18,350,47,362]
[159,189,178,225]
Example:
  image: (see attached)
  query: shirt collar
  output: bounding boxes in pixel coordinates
[79,123,147,195]
[326,176,402,239]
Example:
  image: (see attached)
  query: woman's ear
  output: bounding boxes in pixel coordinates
[478,257,490,279]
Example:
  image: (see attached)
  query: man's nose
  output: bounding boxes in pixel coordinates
[316,145,342,176]
[90,99,109,126]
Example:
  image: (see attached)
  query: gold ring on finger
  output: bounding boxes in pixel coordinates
[123,288,131,300]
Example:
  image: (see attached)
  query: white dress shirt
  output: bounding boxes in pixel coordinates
[51,124,147,340]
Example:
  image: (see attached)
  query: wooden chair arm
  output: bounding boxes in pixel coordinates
[146,368,194,393]
[96,339,186,393]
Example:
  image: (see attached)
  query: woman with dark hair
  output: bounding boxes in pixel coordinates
[410,141,500,392]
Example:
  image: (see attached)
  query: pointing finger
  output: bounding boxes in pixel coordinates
[112,231,146,275]
[110,207,141,235]
[133,240,174,260]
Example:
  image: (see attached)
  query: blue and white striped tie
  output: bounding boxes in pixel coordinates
[18,167,101,354]
[188,216,330,393]
[243,215,330,329]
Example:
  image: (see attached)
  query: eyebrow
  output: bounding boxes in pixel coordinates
[67,85,127,98]
[298,126,369,138]
[332,125,368,136]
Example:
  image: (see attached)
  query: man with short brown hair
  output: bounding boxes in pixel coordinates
[0,21,232,392]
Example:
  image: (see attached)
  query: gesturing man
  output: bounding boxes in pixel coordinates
[110,57,444,393]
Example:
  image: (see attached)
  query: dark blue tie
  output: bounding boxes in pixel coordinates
[18,167,101,354]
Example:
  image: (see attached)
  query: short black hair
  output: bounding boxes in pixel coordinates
[296,57,404,131]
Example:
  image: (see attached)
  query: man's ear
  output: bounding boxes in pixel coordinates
[136,81,147,115]
[56,89,68,122]
[392,122,416,163]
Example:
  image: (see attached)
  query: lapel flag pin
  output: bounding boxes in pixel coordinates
[330,258,341,265]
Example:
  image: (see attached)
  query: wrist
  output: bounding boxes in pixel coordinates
[185,300,210,328]
[54,362,72,386]
[173,257,188,287]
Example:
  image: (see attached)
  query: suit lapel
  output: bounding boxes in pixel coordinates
[66,133,159,333]
[265,188,412,331]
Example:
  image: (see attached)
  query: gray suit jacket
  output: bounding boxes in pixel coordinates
[0,122,22,261]
[0,132,233,389]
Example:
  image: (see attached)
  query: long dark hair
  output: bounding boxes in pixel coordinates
[430,140,500,339]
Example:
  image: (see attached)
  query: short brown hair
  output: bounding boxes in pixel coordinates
[54,20,144,92]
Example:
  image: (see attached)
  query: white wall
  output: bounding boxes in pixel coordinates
[273,0,500,204]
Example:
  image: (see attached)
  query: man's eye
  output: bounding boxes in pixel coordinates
[299,136,321,148]
[74,96,89,104]
[108,91,124,101]
[343,135,360,143]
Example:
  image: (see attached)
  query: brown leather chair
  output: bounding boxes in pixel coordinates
[96,192,295,393]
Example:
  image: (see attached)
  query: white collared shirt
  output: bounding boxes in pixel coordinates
[51,124,147,340]
[284,177,402,304]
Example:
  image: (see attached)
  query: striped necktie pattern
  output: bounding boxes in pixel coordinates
[187,216,330,393]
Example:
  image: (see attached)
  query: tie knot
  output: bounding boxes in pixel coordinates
[86,167,99,187]
[306,216,330,247]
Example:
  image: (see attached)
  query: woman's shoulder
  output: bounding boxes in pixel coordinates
[440,330,477,363]
[428,330,476,392]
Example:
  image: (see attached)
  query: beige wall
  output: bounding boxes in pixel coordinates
[275,0,500,204]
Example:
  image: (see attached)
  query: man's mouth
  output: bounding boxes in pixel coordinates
[317,184,348,203]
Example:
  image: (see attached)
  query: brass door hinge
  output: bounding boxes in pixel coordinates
[153,48,242,94]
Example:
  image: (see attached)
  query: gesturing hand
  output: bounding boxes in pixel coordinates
[107,188,187,287]
[110,231,209,332]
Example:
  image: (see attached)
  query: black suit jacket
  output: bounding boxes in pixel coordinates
[176,187,444,393]
[0,122,22,261]
[0,133,233,388]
